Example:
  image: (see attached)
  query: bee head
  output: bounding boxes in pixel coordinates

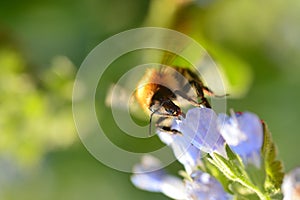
[148,98,184,135]
[161,99,183,117]
[149,98,183,117]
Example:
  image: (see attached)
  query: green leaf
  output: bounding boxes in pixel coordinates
[225,144,243,164]
[208,148,271,199]
[209,152,241,181]
[245,164,266,192]
[261,122,284,195]
[201,154,233,194]
[231,181,262,200]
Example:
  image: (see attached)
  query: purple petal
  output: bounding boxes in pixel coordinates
[185,171,232,200]
[158,131,202,174]
[217,111,263,167]
[131,155,166,192]
[131,155,187,199]
[172,108,227,158]
[160,176,187,199]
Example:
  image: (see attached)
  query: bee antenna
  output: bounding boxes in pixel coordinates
[148,109,160,136]
[148,112,155,136]
[214,93,229,98]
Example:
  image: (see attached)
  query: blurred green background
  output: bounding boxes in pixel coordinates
[1,0,300,199]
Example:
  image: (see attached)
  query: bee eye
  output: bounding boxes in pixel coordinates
[175,109,183,116]
[171,108,182,116]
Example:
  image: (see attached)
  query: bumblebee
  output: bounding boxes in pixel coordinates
[135,66,218,134]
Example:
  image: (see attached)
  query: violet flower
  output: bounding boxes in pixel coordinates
[131,107,283,199]
[217,111,263,167]
[171,107,263,167]
[185,171,232,200]
[131,155,189,199]
[131,155,232,200]
[158,131,202,175]
[171,108,227,158]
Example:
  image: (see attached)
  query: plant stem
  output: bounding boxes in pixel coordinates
[236,176,270,200]
[209,153,270,200]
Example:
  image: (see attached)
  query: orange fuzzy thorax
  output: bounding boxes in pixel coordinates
[135,68,181,113]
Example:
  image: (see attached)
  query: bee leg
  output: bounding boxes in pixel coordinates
[174,86,211,108]
[188,80,212,108]
[174,90,200,107]
[201,86,215,96]
[180,79,211,106]
[200,97,211,108]
[155,117,182,135]
[202,86,228,97]
[157,126,182,135]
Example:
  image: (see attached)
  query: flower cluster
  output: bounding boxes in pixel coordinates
[131,155,231,200]
[131,107,298,199]
[170,108,263,167]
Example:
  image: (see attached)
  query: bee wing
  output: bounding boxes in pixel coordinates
[193,53,228,96]
[160,34,193,69]
[159,34,227,97]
